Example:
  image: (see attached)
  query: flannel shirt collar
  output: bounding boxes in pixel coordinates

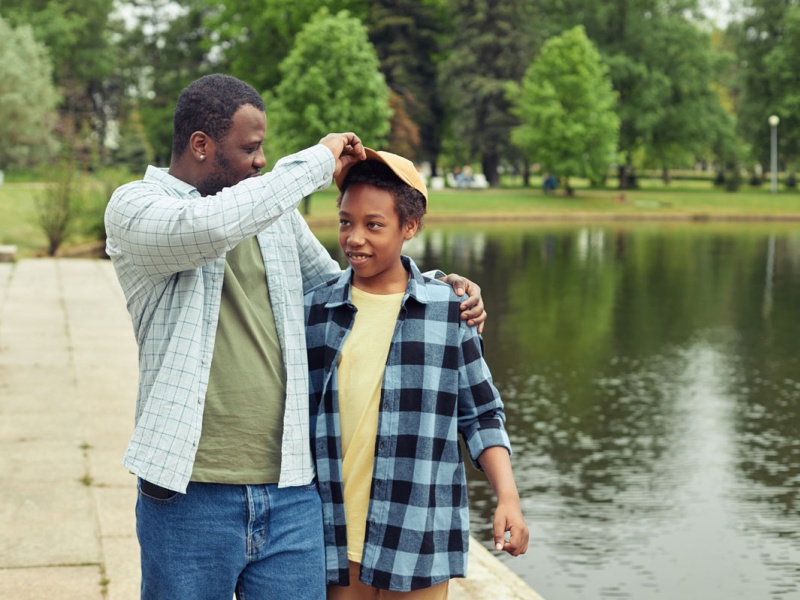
[144,165,200,198]
[323,255,432,310]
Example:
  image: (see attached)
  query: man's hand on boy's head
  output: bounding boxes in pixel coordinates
[438,274,487,334]
[318,132,366,178]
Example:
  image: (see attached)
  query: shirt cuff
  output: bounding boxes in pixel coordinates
[466,426,511,471]
[311,144,337,192]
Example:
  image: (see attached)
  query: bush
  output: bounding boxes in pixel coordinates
[35,157,82,256]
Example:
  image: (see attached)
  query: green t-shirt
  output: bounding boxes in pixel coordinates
[191,237,286,484]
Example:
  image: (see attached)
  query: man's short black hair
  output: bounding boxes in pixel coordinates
[172,74,265,159]
[338,160,427,230]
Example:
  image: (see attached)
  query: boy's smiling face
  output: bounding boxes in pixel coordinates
[338,183,419,294]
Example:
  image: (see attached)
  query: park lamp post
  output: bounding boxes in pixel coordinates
[769,115,780,194]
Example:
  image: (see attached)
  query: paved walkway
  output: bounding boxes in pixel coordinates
[0,258,543,600]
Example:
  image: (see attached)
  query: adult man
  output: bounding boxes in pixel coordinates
[104,74,486,599]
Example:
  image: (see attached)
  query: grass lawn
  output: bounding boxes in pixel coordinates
[0,183,52,258]
[2,179,799,258]
[301,182,800,228]
[0,182,107,258]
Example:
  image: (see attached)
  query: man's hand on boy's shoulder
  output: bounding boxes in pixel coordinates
[437,274,486,334]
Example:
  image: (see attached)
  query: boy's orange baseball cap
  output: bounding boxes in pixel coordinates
[334,147,428,206]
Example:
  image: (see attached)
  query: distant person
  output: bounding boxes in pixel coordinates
[462,164,474,188]
[104,74,488,600]
[452,165,463,188]
[543,173,558,193]
[305,149,529,599]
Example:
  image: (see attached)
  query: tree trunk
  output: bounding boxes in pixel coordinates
[618,163,629,189]
[522,161,530,187]
[662,167,671,185]
[482,153,500,187]
[562,176,574,197]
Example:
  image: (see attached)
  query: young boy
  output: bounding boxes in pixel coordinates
[305,149,529,599]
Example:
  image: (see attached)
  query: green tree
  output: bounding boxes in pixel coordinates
[112,105,154,174]
[0,16,59,171]
[642,16,738,183]
[268,9,391,154]
[439,0,536,186]
[509,26,620,193]
[4,0,122,165]
[538,0,733,187]
[116,0,219,165]
[761,4,800,170]
[209,0,367,95]
[366,0,449,169]
[730,0,798,170]
[267,9,392,211]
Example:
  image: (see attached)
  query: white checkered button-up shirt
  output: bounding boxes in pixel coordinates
[105,145,341,493]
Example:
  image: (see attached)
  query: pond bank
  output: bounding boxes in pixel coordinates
[304,210,800,229]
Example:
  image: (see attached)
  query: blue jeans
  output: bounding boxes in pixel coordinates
[136,480,325,600]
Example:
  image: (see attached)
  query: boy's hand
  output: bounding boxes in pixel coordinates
[438,274,486,333]
[492,499,529,556]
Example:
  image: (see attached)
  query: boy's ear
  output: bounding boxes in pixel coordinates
[402,218,419,240]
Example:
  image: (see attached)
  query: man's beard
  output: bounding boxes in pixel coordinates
[197,152,235,196]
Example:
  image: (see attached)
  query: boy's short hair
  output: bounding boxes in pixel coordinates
[336,149,427,230]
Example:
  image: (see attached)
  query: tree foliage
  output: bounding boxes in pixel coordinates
[733,0,800,169]
[763,4,800,169]
[641,15,738,181]
[509,26,620,190]
[266,9,391,159]
[3,0,122,163]
[530,0,735,184]
[439,0,536,186]
[0,16,59,171]
[4,0,799,186]
[209,0,367,95]
[116,0,220,165]
[366,0,448,167]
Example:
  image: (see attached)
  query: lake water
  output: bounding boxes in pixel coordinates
[316,222,800,600]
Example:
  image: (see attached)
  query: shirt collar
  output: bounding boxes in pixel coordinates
[143,165,201,198]
[324,255,432,310]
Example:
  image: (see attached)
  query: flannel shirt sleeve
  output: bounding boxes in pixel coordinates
[292,211,342,292]
[456,322,511,470]
[105,145,334,278]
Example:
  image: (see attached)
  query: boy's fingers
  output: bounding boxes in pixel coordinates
[493,517,507,551]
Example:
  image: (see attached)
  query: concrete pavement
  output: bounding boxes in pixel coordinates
[0,258,542,600]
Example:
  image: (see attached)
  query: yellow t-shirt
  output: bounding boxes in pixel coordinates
[338,286,404,562]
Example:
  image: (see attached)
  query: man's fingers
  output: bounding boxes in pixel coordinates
[319,132,366,161]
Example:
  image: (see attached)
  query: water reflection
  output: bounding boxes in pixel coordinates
[315,223,800,599]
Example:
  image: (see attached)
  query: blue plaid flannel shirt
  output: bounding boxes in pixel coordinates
[305,256,511,591]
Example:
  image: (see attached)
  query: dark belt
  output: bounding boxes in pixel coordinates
[141,479,175,499]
